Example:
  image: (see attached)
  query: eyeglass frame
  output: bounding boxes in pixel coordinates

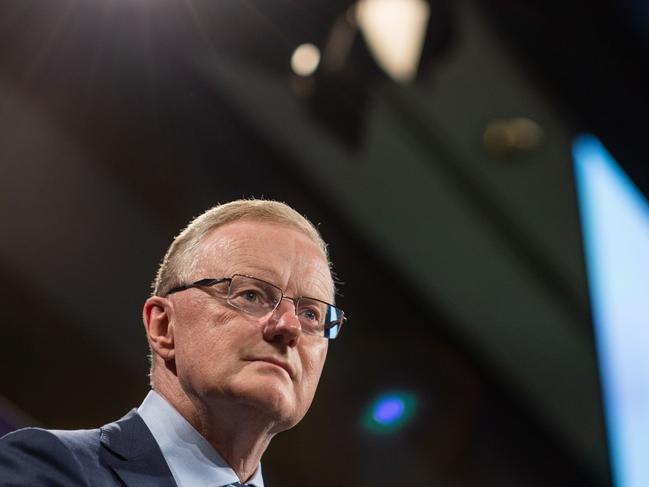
[164,273,346,340]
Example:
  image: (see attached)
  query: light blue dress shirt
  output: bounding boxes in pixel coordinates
[138,390,264,487]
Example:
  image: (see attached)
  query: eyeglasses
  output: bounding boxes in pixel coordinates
[166,274,345,340]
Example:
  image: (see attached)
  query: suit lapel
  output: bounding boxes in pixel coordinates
[99,409,177,487]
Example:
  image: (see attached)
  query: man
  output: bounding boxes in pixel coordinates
[0,199,346,486]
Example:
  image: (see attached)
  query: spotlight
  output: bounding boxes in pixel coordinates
[299,0,453,148]
[355,0,431,83]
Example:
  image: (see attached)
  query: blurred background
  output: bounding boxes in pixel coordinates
[2,0,649,486]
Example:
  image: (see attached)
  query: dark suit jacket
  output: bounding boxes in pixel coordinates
[0,409,176,486]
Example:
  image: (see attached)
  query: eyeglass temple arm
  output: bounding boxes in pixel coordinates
[165,278,229,296]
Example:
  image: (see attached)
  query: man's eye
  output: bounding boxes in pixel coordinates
[301,308,320,322]
[243,290,261,302]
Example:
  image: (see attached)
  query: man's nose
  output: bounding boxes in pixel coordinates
[263,298,301,346]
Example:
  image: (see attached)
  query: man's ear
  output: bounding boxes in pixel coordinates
[143,296,175,361]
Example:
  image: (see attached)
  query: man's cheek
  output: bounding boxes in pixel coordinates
[207,308,242,330]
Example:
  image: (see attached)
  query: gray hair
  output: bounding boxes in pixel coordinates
[152,199,329,296]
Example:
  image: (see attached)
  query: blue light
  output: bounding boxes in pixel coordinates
[573,134,649,487]
[362,391,417,433]
[373,397,405,424]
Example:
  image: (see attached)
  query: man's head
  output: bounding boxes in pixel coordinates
[143,200,338,433]
[151,199,330,298]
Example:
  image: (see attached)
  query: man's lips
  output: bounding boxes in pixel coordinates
[248,357,295,379]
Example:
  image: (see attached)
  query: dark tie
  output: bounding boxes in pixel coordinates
[227,483,252,487]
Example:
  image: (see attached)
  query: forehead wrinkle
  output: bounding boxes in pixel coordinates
[194,221,334,300]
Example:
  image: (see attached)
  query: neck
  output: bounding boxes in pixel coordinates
[194,403,273,482]
[154,375,276,482]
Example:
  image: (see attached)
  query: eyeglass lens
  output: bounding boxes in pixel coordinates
[227,275,342,338]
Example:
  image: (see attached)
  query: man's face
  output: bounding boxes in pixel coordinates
[167,220,332,431]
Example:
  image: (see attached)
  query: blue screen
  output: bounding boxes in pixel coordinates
[573,134,649,487]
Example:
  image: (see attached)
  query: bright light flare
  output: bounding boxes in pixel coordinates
[291,43,321,77]
[356,0,430,83]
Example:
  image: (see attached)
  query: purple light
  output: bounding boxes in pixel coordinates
[373,396,405,424]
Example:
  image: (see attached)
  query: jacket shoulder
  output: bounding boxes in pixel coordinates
[0,410,166,487]
[0,427,93,486]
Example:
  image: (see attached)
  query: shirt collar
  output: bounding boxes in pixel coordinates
[138,390,264,487]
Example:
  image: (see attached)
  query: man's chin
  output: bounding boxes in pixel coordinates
[228,377,300,428]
